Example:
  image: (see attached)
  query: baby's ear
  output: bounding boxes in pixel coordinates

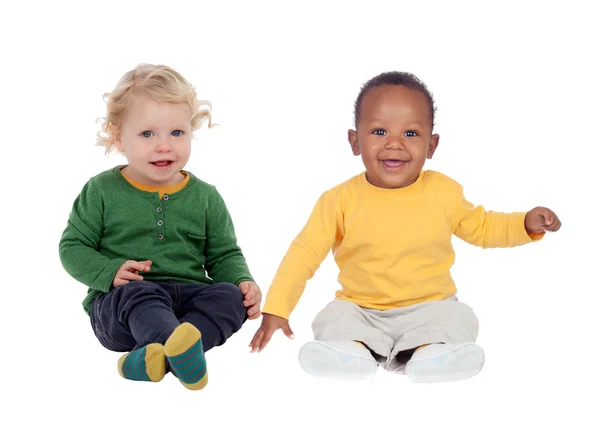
[427,134,440,159]
[108,124,119,144]
[348,129,360,156]
[112,127,125,152]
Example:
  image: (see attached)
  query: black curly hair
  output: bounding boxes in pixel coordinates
[353,71,436,129]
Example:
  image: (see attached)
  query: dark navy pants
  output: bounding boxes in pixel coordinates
[89,280,247,353]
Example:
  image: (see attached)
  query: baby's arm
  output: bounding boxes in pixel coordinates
[203,187,254,285]
[452,185,559,248]
[249,189,342,352]
[58,180,126,292]
[262,190,342,319]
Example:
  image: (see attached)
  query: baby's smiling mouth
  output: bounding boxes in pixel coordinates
[380,159,409,169]
[151,160,174,167]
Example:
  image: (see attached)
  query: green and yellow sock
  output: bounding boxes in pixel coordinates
[117,343,166,382]
[164,322,208,391]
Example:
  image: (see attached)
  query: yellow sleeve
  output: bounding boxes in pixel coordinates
[262,190,343,320]
[452,187,544,248]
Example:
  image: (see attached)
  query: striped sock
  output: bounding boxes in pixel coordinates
[164,323,208,390]
[117,343,166,382]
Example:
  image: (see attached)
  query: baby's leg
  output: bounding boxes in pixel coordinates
[90,280,181,382]
[388,298,483,382]
[177,282,246,352]
[298,300,394,381]
[157,282,245,390]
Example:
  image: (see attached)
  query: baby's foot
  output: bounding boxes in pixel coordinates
[405,342,484,383]
[118,343,166,382]
[164,323,208,390]
[298,340,377,381]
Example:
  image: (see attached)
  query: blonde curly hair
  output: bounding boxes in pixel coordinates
[96,63,214,154]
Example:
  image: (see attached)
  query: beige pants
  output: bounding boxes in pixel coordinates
[311,296,479,372]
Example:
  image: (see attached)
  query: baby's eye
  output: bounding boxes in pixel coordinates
[372,129,387,136]
[141,131,153,138]
[404,130,418,137]
[172,130,184,137]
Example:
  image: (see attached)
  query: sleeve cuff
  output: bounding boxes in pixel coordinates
[102,260,125,293]
[516,212,546,244]
[261,303,291,320]
[231,276,254,286]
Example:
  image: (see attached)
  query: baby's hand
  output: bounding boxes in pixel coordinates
[525,206,562,234]
[112,260,152,288]
[239,281,262,320]
[249,313,295,353]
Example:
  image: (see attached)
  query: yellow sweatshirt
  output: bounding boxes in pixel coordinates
[262,170,543,320]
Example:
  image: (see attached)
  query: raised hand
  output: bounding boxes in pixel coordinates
[525,206,561,233]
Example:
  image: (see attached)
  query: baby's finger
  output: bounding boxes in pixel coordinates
[548,219,562,231]
[136,260,152,271]
[244,294,261,307]
[282,324,295,339]
[113,278,129,288]
[257,328,276,353]
[125,260,151,273]
[239,281,250,295]
[247,282,260,295]
[245,289,261,302]
[249,329,264,352]
[247,305,262,320]
[540,209,555,225]
[120,271,144,281]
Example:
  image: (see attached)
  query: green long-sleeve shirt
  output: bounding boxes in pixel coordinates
[59,166,254,314]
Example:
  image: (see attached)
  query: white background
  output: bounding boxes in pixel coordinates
[2,0,598,421]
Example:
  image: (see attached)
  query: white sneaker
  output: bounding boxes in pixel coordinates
[298,341,378,381]
[405,342,485,383]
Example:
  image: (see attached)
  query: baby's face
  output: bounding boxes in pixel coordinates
[348,85,439,189]
[116,94,193,186]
